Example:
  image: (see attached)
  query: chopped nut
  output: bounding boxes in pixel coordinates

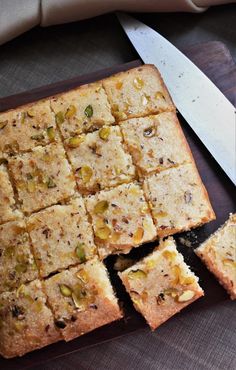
[84,105,93,118]
[68,136,84,148]
[47,177,56,188]
[59,284,72,297]
[55,111,65,124]
[76,269,89,284]
[143,126,156,138]
[77,165,93,183]
[47,126,55,141]
[95,225,111,240]
[94,200,109,214]
[0,121,8,130]
[31,133,44,141]
[133,77,144,90]
[75,243,86,263]
[163,250,177,262]
[177,290,195,302]
[15,263,28,273]
[223,259,236,268]
[99,126,111,141]
[133,227,144,244]
[27,109,35,117]
[155,91,165,100]
[116,81,123,90]
[72,292,86,311]
[128,269,147,280]
[65,105,77,119]
[164,288,179,298]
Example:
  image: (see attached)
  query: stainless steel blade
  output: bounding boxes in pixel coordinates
[117,13,236,185]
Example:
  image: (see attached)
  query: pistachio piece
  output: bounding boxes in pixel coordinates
[27,180,36,193]
[94,200,109,214]
[155,91,165,100]
[84,105,93,118]
[72,292,86,311]
[75,243,86,263]
[20,112,26,124]
[164,288,179,298]
[163,250,177,262]
[47,126,55,141]
[59,284,72,297]
[143,126,156,138]
[15,263,28,273]
[99,127,111,141]
[76,269,89,284]
[65,105,76,119]
[133,227,144,244]
[0,121,8,130]
[177,290,195,302]
[47,177,56,188]
[77,165,93,183]
[68,136,84,148]
[31,133,44,141]
[95,225,111,240]
[133,77,144,90]
[27,109,35,117]
[16,284,26,298]
[128,269,147,280]
[55,111,65,124]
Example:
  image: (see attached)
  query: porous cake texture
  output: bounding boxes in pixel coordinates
[65,125,136,194]
[195,214,236,299]
[43,258,122,341]
[50,82,115,139]
[103,65,175,121]
[86,183,156,259]
[119,237,204,330]
[8,143,76,214]
[27,197,96,277]
[143,163,215,237]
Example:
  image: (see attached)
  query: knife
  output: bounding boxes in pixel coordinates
[117,13,236,186]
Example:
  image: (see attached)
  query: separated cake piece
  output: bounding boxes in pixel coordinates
[50,82,115,139]
[86,183,156,259]
[121,112,192,176]
[195,213,236,299]
[0,163,22,224]
[43,258,122,341]
[119,237,204,330]
[27,197,97,277]
[8,143,76,214]
[0,220,39,294]
[143,163,215,238]
[0,100,59,155]
[103,65,174,122]
[0,280,61,358]
[65,126,136,194]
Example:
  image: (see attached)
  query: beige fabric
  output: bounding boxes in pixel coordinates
[0,0,234,45]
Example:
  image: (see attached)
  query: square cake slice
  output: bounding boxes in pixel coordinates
[43,258,123,341]
[85,183,156,259]
[121,112,192,176]
[0,220,39,294]
[8,143,76,214]
[50,82,115,139]
[0,163,22,224]
[65,126,136,194]
[103,65,174,122]
[0,99,59,155]
[27,197,97,277]
[119,237,204,330]
[195,213,236,299]
[143,163,215,238]
[0,280,61,358]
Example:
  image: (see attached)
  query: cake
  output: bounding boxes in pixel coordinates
[195,213,236,299]
[65,125,136,194]
[43,258,122,341]
[8,143,76,214]
[143,163,215,237]
[50,82,115,139]
[0,279,61,358]
[27,197,96,277]
[103,65,175,121]
[121,112,192,176]
[86,182,156,258]
[0,220,39,294]
[119,237,204,330]
[0,99,58,155]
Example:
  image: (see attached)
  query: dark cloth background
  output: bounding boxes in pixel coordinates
[0,5,235,370]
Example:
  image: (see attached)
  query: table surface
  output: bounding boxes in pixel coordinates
[0,4,235,370]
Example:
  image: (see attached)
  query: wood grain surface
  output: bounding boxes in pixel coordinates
[0,41,235,370]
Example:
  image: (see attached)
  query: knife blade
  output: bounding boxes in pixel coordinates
[117,13,236,186]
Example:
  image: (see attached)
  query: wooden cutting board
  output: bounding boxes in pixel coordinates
[0,41,235,370]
